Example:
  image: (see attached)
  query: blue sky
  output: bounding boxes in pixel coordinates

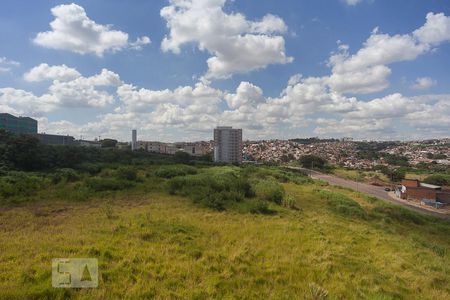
[0,0,449,141]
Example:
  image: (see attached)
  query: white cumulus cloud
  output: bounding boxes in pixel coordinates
[24,63,81,82]
[411,77,437,90]
[328,12,450,95]
[160,0,292,79]
[33,3,150,56]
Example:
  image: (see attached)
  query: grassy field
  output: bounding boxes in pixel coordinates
[0,164,449,299]
[332,168,390,184]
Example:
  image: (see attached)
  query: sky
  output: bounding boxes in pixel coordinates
[0,0,449,142]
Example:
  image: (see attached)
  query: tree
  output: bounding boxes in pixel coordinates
[3,134,46,170]
[424,174,449,186]
[299,155,326,169]
[174,151,191,164]
[382,168,406,182]
[101,139,118,148]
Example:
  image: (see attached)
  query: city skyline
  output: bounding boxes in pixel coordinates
[1,0,450,142]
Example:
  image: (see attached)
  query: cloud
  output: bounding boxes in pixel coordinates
[0,87,56,116]
[328,13,450,95]
[160,0,292,79]
[224,81,264,111]
[4,12,450,141]
[411,77,437,90]
[33,3,150,56]
[1,66,121,116]
[117,81,222,113]
[0,57,20,73]
[346,93,422,119]
[47,68,121,108]
[344,0,363,5]
[328,33,428,94]
[413,12,450,45]
[24,63,81,82]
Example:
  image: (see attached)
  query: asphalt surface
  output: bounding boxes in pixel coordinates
[288,167,449,220]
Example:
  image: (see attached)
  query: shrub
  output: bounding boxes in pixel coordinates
[51,168,81,184]
[86,178,134,192]
[254,180,285,204]
[370,206,426,225]
[155,165,197,179]
[167,172,251,211]
[282,194,296,209]
[54,183,91,202]
[116,167,138,181]
[423,174,449,186]
[0,172,48,199]
[237,177,255,197]
[76,163,103,175]
[247,200,272,214]
[316,190,367,219]
[174,151,191,164]
[299,155,326,169]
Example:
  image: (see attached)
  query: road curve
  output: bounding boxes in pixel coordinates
[287,167,450,220]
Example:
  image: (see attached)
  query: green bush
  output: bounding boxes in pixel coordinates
[116,166,138,181]
[316,190,367,219]
[155,165,198,179]
[247,199,272,214]
[197,191,244,211]
[75,163,103,175]
[0,172,48,199]
[282,194,296,209]
[51,168,81,184]
[370,206,426,225]
[54,183,91,202]
[423,174,449,186]
[167,172,252,211]
[86,178,135,192]
[254,180,285,204]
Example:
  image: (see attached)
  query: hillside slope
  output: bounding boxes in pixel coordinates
[0,166,449,299]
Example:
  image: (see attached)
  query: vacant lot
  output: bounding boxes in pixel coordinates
[0,165,449,299]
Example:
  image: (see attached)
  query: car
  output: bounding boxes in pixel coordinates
[384,187,391,192]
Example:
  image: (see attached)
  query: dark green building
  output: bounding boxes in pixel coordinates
[0,113,38,134]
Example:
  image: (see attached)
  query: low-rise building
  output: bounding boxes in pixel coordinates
[78,140,102,148]
[36,133,75,145]
[134,141,209,157]
[399,179,450,205]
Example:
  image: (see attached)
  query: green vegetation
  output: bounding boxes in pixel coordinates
[154,165,198,179]
[424,174,450,186]
[299,155,327,170]
[100,139,118,148]
[0,133,449,299]
[0,164,448,299]
[0,129,196,172]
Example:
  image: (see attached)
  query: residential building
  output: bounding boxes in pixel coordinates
[399,179,450,205]
[131,130,137,151]
[0,113,37,134]
[214,126,243,164]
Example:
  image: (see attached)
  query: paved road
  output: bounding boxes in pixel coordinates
[287,167,449,220]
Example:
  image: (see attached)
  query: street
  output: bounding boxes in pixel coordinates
[288,167,450,220]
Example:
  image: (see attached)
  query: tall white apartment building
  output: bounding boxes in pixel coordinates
[131,129,137,151]
[213,126,243,164]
